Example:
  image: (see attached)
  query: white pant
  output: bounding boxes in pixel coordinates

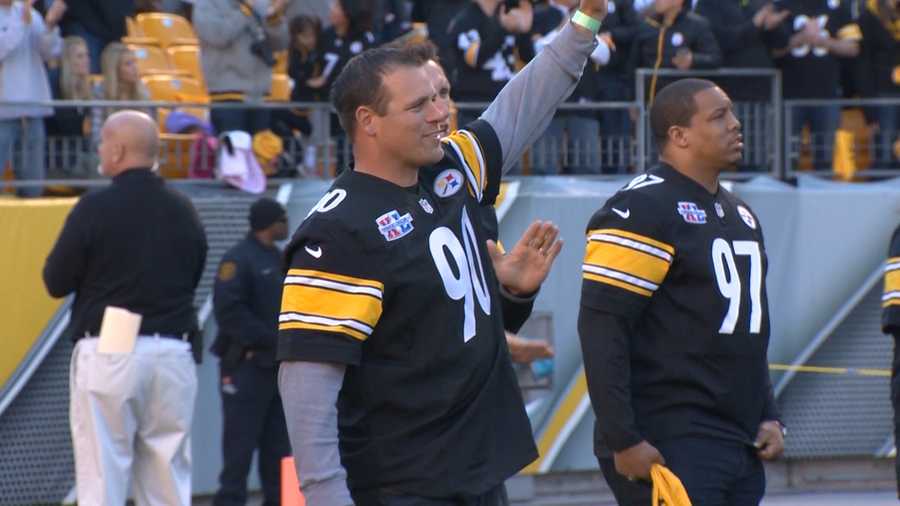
[70,336,198,506]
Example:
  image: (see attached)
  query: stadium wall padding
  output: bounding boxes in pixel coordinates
[0,198,75,392]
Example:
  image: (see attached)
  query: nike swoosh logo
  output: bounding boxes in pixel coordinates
[304,246,322,258]
[612,207,630,219]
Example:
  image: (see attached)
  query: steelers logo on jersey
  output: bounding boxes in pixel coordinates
[435,169,464,197]
[738,206,757,229]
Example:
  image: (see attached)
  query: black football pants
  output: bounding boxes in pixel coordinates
[599,437,765,506]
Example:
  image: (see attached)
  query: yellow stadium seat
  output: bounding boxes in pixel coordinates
[268,73,293,102]
[126,16,141,36]
[167,45,205,87]
[274,50,288,74]
[143,74,206,102]
[128,44,185,76]
[136,13,198,48]
[158,133,194,179]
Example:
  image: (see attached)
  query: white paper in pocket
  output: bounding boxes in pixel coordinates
[97,306,142,354]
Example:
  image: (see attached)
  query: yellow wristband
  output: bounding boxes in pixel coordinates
[571,10,602,35]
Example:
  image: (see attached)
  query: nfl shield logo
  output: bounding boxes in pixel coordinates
[376,210,415,241]
[419,198,434,214]
[677,202,707,224]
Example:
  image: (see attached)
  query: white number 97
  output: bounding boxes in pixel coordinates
[712,238,762,335]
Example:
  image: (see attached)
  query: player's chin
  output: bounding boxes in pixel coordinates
[422,146,444,165]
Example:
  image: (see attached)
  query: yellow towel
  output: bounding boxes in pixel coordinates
[651,463,692,506]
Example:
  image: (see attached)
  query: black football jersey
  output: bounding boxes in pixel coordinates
[277,120,537,496]
[580,163,775,445]
[883,225,900,334]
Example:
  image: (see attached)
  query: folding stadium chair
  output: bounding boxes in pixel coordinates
[267,73,293,102]
[136,13,198,48]
[157,133,194,178]
[143,75,209,130]
[122,16,159,46]
[166,45,205,88]
[128,44,185,76]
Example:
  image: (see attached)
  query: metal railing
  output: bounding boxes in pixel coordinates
[784,97,900,179]
[1,77,899,193]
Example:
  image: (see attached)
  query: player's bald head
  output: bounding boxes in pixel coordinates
[103,110,159,160]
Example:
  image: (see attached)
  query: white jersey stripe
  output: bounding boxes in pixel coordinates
[588,233,673,262]
[582,264,659,291]
[884,291,900,302]
[284,276,383,299]
[279,312,374,335]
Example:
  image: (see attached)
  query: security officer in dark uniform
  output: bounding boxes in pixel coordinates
[211,198,291,506]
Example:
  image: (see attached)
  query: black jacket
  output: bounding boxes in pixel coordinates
[211,234,284,369]
[43,169,208,357]
[858,1,900,98]
[60,0,135,42]
[628,8,722,99]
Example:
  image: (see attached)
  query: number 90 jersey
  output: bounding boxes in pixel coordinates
[580,163,776,445]
[277,120,537,497]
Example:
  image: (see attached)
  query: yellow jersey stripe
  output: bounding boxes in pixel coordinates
[279,321,369,342]
[464,42,480,67]
[887,257,900,268]
[588,228,675,256]
[281,285,382,328]
[584,272,653,297]
[443,131,484,201]
[886,270,900,294]
[885,299,900,309]
[584,241,671,286]
[837,23,863,40]
[286,268,384,291]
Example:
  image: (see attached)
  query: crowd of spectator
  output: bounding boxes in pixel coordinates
[0,0,898,195]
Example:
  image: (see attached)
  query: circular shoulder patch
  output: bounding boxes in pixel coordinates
[434,169,465,198]
[218,261,237,281]
[737,205,757,230]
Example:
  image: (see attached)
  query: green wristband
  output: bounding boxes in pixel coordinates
[571,10,602,35]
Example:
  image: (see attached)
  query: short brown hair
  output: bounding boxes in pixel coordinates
[330,46,422,138]
[649,78,717,149]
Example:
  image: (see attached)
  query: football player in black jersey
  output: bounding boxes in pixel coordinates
[277,2,607,504]
[578,78,785,506]
[883,224,900,497]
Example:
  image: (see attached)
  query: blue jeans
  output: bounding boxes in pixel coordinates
[875,104,899,169]
[599,437,766,506]
[0,117,46,197]
[532,114,601,175]
[791,104,841,171]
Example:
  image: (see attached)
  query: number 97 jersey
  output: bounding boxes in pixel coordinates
[580,164,773,444]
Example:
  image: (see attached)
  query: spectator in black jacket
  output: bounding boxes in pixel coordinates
[313,0,377,172]
[773,0,861,171]
[46,35,95,177]
[211,198,291,506]
[694,0,790,100]
[628,0,721,102]
[411,0,468,84]
[859,0,899,169]
[447,0,535,123]
[60,0,135,73]
[43,110,207,506]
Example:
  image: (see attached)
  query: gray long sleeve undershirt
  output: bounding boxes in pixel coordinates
[278,362,353,506]
[278,19,597,505]
[481,21,598,175]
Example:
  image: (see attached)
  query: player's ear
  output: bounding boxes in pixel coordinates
[357,106,377,137]
[669,125,689,149]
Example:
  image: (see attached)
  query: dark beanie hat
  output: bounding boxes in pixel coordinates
[249,198,286,231]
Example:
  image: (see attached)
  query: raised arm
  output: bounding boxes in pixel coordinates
[480,1,606,174]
